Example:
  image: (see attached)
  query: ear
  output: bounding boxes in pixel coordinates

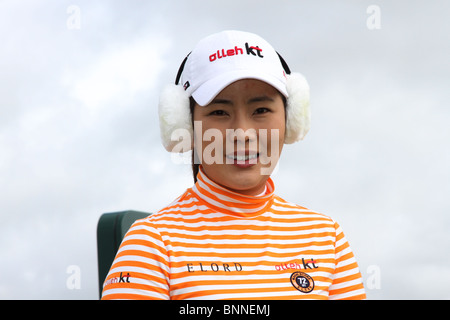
[284,72,311,144]
[158,84,193,152]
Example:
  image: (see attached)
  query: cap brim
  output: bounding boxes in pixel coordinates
[192,70,288,106]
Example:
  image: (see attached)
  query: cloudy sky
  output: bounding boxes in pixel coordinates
[0,0,449,300]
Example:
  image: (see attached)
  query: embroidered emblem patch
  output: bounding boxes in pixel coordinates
[290,271,314,293]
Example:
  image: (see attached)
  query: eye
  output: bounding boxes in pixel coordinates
[209,109,228,116]
[254,107,270,115]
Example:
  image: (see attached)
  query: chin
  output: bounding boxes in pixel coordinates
[211,164,268,195]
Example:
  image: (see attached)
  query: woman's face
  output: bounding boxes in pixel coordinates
[193,79,285,195]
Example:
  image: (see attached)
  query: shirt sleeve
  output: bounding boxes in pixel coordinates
[328,221,366,300]
[101,218,170,300]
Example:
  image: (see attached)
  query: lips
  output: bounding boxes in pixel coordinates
[225,151,259,167]
[226,153,258,161]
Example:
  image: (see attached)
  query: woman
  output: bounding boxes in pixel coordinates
[101,30,366,300]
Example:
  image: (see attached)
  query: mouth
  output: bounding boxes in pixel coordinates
[225,151,259,167]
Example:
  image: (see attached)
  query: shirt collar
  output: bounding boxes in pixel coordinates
[189,166,275,217]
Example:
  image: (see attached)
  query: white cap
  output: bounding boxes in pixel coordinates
[180,30,288,106]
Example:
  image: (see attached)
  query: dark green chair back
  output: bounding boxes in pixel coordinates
[96,210,151,298]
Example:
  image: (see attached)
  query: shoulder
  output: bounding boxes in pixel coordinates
[272,194,336,224]
[138,188,201,223]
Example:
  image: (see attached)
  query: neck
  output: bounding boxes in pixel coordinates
[220,181,268,197]
[190,167,275,217]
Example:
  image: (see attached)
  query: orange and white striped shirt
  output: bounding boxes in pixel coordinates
[101,167,366,300]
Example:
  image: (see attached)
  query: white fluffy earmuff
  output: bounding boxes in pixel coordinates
[284,72,311,144]
[158,83,193,152]
[158,73,310,152]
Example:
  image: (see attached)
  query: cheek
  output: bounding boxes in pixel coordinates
[270,112,286,143]
[193,120,229,162]
[279,107,287,144]
[267,113,286,155]
[280,120,286,146]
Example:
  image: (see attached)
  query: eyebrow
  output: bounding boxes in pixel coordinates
[210,98,233,105]
[209,95,274,106]
[247,96,274,104]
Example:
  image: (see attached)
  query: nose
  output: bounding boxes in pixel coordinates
[226,114,257,147]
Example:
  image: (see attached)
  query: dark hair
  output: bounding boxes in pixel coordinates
[190,97,200,183]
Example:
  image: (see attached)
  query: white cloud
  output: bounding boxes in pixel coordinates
[65,37,171,110]
[0,0,449,300]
